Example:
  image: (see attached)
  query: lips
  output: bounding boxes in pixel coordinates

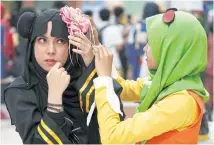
[46,59,57,66]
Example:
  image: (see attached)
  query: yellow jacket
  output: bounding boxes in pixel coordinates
[93,76,199,144]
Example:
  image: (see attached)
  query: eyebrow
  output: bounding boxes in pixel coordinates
[39,35,48,38]
[38,35,68,43]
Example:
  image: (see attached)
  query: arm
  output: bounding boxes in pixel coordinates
[70,19,143,102]
[112,66,145,102]
[4,88,75,144]
[94,77,198,144]
[75,61,124,116]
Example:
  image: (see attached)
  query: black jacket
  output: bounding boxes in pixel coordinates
[4,62,124,144]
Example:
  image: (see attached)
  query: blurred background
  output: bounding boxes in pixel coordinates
[0,0,213,144]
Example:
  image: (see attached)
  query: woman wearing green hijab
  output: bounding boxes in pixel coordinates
[91,9,210,144]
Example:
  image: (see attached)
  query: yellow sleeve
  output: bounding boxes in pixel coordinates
[95,88,198,144]
[115,75,144,102]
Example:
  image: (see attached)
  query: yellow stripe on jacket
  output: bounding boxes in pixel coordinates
[41,120,63,145]
[79,69,96,110]
[86,85,95,112]
[37,125,54,144]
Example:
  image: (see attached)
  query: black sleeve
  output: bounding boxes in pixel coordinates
[4,88,79,144]
[46,111,65,126]
[75,60,126,120]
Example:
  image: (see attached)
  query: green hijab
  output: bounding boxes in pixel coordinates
[137,11,209,115]
[137,9,209,144]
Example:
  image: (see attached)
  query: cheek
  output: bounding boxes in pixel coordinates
[147,49,153,63]
[34,44,45,65]
[147,54,153,65]
[147,49,158,69]
[57,47,68,65]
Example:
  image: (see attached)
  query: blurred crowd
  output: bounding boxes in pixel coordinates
[0,0,213,141]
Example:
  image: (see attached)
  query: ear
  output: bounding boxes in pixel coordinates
[17,12,36,38]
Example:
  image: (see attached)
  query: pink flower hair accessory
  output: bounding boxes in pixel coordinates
[60,6,90,35]
[59,6,96,70]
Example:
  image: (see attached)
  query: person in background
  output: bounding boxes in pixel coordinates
[113,6,129,79]
[84,10,93,18]
[123,14,133,79]
[0,3,15,120]
[0,3,15,76]
[199,19,213,141]
[1,4,8,120]
[206,21,213,121]
[127,2,160,80]
[98,8,124,74]
[52,1,67,10]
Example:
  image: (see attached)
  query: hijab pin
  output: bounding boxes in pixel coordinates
[163,8,177,27]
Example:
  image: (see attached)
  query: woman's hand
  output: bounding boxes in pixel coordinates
[94,45,113,77]
[47,62,70,104]
[69,32,94,67]
[89,17,99,45]
[69,18,100,67]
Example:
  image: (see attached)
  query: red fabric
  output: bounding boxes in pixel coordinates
[1,19,14,60]
[0,3,15,73]
[0,3,15,62]
[205,33,213,111]
[206,33,213,77]
[0,3,5,19]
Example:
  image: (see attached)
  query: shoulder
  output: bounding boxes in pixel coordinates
[159,90,198,112]
[7,76,28,88]
[167,90,196,101]
[163,90,196,104]
[4,76,37,104]
[4,76,27,97]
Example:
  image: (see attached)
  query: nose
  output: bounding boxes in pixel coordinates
[47,42,56,55]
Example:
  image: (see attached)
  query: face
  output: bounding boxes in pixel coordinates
[34,21,69,72]
[144,44,158,70]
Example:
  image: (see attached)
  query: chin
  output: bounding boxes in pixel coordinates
[147,64,152,69]
[147,65,156,70]
[43,66,52,72]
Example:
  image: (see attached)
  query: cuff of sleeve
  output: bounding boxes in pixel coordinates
[46,111,66,119]
[46,111,65,126]
[93,76,123,116]
[93,76,113,89]
[42,112,71,143]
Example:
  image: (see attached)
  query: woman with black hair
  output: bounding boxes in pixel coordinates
[4,9,105,144]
